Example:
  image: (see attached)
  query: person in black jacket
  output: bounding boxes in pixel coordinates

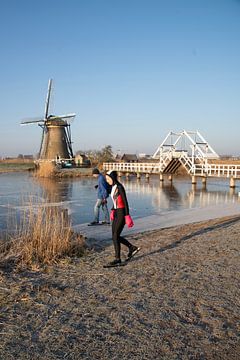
[104,170,140,267]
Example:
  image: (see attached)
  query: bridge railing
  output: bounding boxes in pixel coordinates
[103,162,240,178]
[204,164,240,178]
[179,153,193,174]
[103,162,161,173]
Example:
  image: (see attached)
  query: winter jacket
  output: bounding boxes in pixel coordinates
[97,174,109,200]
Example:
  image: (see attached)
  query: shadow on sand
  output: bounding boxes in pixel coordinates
[130,216,240,263]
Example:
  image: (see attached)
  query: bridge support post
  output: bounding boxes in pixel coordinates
[137,173,141,180]
[168,175,173,182]
[192,175,197,185]
[202,176,207,189]
[192,183,197,191]
[146,173,150,181]
[160,173,164,182]
[126,172,130,180]
[230,177,235,188]
[118,172,122,178]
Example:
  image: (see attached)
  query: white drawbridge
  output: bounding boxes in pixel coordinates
[152,130,219,175]
[103,130,240,187]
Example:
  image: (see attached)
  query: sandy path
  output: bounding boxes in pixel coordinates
[0,215,240,359]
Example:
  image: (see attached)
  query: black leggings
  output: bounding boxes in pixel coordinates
[112,209,132,259]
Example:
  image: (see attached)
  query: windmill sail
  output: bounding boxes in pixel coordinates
[21,118,45,125]
[45,79,52,120]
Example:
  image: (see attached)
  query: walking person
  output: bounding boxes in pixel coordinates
[104,170,140,267]
[89,168,110,225]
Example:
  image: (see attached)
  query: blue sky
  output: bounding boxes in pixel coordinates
[1,0,240,157]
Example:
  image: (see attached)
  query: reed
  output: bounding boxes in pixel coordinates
[34,161,58,178]
[0,199,85,268]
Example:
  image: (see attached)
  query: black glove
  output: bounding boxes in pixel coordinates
[94,185,98,189]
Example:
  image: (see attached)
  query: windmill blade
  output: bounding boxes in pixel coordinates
[21,118,45,125]
[44,78,53,120]
[49,113,76,120]
[66,124,74,157]
[39,124,48,157]
[58,113,76,119]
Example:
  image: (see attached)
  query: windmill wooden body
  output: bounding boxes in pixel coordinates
[21,79,75,162]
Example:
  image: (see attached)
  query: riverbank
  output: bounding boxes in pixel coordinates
[1,215,239,359]
[54,167,93,177]
[0,162,35,173]
[0,163,93,176]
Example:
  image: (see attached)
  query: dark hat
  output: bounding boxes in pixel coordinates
[106,170,118,183]
[92,168,100,175]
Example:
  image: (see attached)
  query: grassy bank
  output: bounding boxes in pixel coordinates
[34,163,93,178]
[0,162,35,173]
[0,215,239,359]
[0,161,92,176]
[54,167,93,177]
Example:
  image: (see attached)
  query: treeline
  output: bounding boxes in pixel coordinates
[76,145,115,166]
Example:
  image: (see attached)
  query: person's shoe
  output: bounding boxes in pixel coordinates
[128,246,141,259]
[88,221,100,226]
[103,259,122,268]
[101,221,110,225]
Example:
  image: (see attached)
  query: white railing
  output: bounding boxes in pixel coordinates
[103,161,240,179]
[205,164,240,178]
[179,153,193,174]
[160,151,173,171]
[103,162,161,173]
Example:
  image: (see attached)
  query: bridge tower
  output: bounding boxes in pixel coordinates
[153,130,219,185]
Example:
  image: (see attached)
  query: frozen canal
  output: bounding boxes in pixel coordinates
[0,172,240,232]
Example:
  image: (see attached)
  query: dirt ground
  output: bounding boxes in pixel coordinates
[0,215,240,360]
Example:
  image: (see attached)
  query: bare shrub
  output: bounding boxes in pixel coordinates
[0,200,85,269]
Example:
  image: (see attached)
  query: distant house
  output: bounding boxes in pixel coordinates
[120,154,138,163]
[18,154,34,160]
[75,154,91,167]
[114,154,122,161]
[23,155,34,160]
[138,153,154,162]
[138,153,152,159]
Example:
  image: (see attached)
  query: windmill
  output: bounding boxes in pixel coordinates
[21,79,76,162]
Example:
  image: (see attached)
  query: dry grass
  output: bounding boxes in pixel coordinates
[0,162,35,173]
[34,161,58,178]
[0,158,34,164]
[0,199,85,269]
[208,159,240,164]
